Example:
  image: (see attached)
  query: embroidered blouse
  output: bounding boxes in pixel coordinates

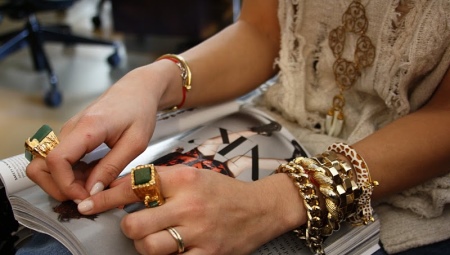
[258,0,450,253]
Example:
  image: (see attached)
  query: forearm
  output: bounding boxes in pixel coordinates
[354,70,450,200]
[180,21,280,107]
[154,0,280,109]
[354,107,450,200]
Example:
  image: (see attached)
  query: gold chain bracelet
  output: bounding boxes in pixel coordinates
[277,162,326,255]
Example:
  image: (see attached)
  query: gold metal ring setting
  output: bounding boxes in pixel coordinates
[24,124,59,162]
[166,227,185,254]
[131,164,165,208]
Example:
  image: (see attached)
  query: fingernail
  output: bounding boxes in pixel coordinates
[74,199,82,204]
[78,198,94,213]
[90,182,104,196]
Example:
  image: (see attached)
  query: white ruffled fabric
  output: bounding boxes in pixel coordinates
[258,0,450,253]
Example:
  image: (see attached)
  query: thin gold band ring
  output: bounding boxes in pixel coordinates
[166,227,185,254]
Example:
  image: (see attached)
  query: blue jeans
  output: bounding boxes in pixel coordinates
[15,233,71,255]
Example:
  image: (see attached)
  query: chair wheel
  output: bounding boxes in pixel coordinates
[44,89,63,107]
[107,52,121,67]
[92,16,101,30]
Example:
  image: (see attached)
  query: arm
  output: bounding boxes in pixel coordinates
[354,67,450,200]
[161,0,281,109]
[25,0,281,202]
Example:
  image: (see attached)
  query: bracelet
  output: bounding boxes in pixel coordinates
[328,142,379,225]
[293,156,341,236]
[312,151,361,225]
[276,162,325,255]
[157,54,192,110]
[277,153,362,254]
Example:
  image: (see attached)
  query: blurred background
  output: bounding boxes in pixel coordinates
[0,0,237,159]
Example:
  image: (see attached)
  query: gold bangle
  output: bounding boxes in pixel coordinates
[157,54,192,111]
[157,54,192,91]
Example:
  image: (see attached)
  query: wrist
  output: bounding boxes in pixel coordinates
[131,60,184,111]
[155,54,192,111]
[262,173,307,232]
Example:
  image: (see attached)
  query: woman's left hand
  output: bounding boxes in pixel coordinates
[77,164,305,255]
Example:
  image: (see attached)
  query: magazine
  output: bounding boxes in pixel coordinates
[0,101,380,255]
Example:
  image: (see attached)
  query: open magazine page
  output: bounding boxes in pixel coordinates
[253,219,380,255]
[0,156,137,255]
[123,105,309,183]
[0,100,379,255]
[79,100,243,166]
[153,100,242,143]
[11,185,137,255]
[0,155,34,194]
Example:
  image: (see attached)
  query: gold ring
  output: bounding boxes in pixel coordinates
[131,164,165,208]
[24,125,59,162]
[166,227,185,253]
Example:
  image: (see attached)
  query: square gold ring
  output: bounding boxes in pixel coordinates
[131,164,165,208]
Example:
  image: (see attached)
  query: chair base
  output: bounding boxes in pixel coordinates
[0,14,120,107]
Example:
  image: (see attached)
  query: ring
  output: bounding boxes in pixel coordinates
[166,227,185,253]
[131,164,165,208]
[24,124,59,162]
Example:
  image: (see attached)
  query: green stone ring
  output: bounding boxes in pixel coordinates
[24,124,59,162]
[131,164,165,208]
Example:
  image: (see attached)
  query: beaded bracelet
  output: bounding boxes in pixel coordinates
[327,142,379,225]
[157,54,192,110]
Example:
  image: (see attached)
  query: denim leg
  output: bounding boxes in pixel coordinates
[15,232,71,255]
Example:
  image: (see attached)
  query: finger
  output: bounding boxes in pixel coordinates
[134,227,190,255]
[76,164,173,215]
[80,165,194,220]
[83,131,149,196]
[77,175,140,214]
[109,174,128,188]
[121,199,183,240]
[25,158,69,201]
[45,128,106,200]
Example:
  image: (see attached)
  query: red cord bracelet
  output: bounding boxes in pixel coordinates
[157,54,192,110]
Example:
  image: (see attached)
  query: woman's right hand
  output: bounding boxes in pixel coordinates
[26,60,183,203]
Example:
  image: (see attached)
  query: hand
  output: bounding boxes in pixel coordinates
[26,65,166,202]
[76,164,305,255]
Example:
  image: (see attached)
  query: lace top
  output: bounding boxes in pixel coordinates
[258,0,450,253]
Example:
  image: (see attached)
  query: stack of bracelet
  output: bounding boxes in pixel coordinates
[277,143,378,255]
[327,142,379,225]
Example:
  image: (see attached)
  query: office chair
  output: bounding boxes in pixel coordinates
[0,0,121,107]
[92,0,107,30]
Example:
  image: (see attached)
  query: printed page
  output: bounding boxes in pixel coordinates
[79,100,243,167]
[10,185,137,255]
[1,103,380,255]
[0,155,34,194]
[253,219,380,255]
[153,100,241,143]
[252,232,311,255]
[128,107,309,182]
